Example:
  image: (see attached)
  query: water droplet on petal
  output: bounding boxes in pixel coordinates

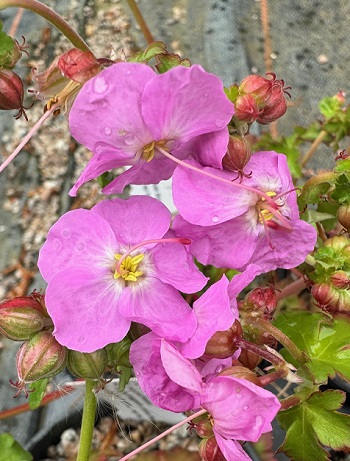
[212,216,219,223]
[215,118,225,128]
[61,229,71,239]
[53,238,62,250]
[93,75,109,94]
[254,415,264,430]
[204,93,208,97]
[235,387,242,398]
[104,127,112,135]
[126,70,131,75]
[76,242,85,251]
[243,405,249,411]
[124,134,136,145]
[77,336,85,343]
[102,101,107,108]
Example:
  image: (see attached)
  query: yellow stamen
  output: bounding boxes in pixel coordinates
[258,191,277,223]
[141,139,170,162]
[114,253,145,282]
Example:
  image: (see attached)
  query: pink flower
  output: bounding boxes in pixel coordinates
[172,151,317,273]
[130,336,280,461]
[38,196,207,352]
[68,62,234,196]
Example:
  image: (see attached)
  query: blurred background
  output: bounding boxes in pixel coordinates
[1,1,350,459]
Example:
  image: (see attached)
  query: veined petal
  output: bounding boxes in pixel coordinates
[38,209,116,282]
[45,267,129,352]
[142,64,234,143]
[92,195,171,248]
[180,276,235,359]
[118,277,197,342]
[172,160,251,226]
[69,62,155,153]
[214,431,252,461]
[149,230,208,293]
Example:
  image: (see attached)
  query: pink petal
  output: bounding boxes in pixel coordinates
[38,209,116,282]
[172,160,251,226]
[69,62,155,153]
[214,431,252,461]
[118,278,197,342]
[180,276,235,359]
[92,196,171,248]
[201,376,280,441]
[142,65,234,143]
[130,333,201,412]
[160,339,202,393]
[46,267,129,352]
[149,230,208,293]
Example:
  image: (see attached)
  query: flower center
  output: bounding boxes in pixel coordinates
[257,191,278,223]
[114,253,145,282]
[142,139,170,162]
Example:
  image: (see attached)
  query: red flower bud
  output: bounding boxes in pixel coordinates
[238,349,261,370]
[234,93,260,123]
[0,69,31,119]
[239,74,272,105]
[67,348,108,380]
[218,365,261,386]
[191,414,214,439]
[0,295,47,340]
[312,282,350,314]
[330,270,350,289]
[204,320,242,359]
[243,286,277,319]
[199,436,225,461]
[222,135,252,175]
[257,84,287,124]
[58,48,102,84]
[11,331,67,396]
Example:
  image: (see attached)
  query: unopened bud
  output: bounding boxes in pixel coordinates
[257,84,287,124]
[67,348,108,380]
[199,436,225,461]
[0,295,47,340]
[312,282,350,314]
[58,48,102,84]
[0,22,24,69]
[204,320,242,359]
[234,93,260,123]
[0,69,30,119]
[238,349,261,370]
[337,204,350,232]
[15,331,67,388]
[239,74,272,105]
[222,135,252,173]
[243,286,277,319]
[218,365,261,386]
[330,270,350,289]
[191,414,213,439]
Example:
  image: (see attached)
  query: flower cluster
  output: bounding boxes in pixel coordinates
[33,61,316,459]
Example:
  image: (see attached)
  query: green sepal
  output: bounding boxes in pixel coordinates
[28,378,49,410]
[128,41,168,63]
[155,53,191,73]
[224,84,239,103]
[0,433,33,461]
[116,365,132,392]
[0,21,15,54]
[274,310,350,384]
[278,390,350,461]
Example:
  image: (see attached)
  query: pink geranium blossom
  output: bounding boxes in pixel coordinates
[130,336,280,461]
[68,62,234,196]
[173,151,317,273]
[38,195,207,352]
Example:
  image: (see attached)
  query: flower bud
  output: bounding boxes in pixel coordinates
[218,365,261,386]
[330,270,350,289]
[234,93,260,123]
[67,348,108,380]
[324,235,349,253]
[257,84,287,124]
[0,69,26,118]
[222,135,252,174]
[199,436,225,461]
[204,320,242,359]
[311,282,350,314]
[0,22,24,69]
[239,74,272,105]
[191,414,214,439]
[0,295,47,340]
[238,349,261,370]
[337,204,350,232]
[58,48,102,84]
[16,331,67,384]
[243,286,277,319]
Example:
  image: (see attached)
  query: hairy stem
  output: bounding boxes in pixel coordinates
[126,0,154,45]
[0,0,90,51]
[76,380,97,461]
[300,130,327,168]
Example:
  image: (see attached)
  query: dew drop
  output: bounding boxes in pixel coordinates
[101,101,107,108]
[254,415,264,429]
[215,118,225,128]
[77,336,85,343]
[93,75,109,94]
[243,405,249,411]
[212,215,219,223]
[76,242,85,251]
[235,387,242,398]
[204,93,208,97]
[104,127,112,135]
[124,134,136,145]
[126,70,131,75]
[53,238,62,250]
[61,229,71,239]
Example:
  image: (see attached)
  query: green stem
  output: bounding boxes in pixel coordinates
[0,0,90,51]
[254,318,309,366]
[126,0,154,45]
[77,380,97,461]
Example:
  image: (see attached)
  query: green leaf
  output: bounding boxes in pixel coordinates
[331,173,350,204]
[274,311,350,383]
[28,378,48,410]
[335,157,350,173]
[128,41,168,63]
[0,21,15,55]
[224,84,239,103]
[0,433,33,461]
[319,95,343,119]
[155,53,191,73]
[278,390,350,461]
[298,172,336,209]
